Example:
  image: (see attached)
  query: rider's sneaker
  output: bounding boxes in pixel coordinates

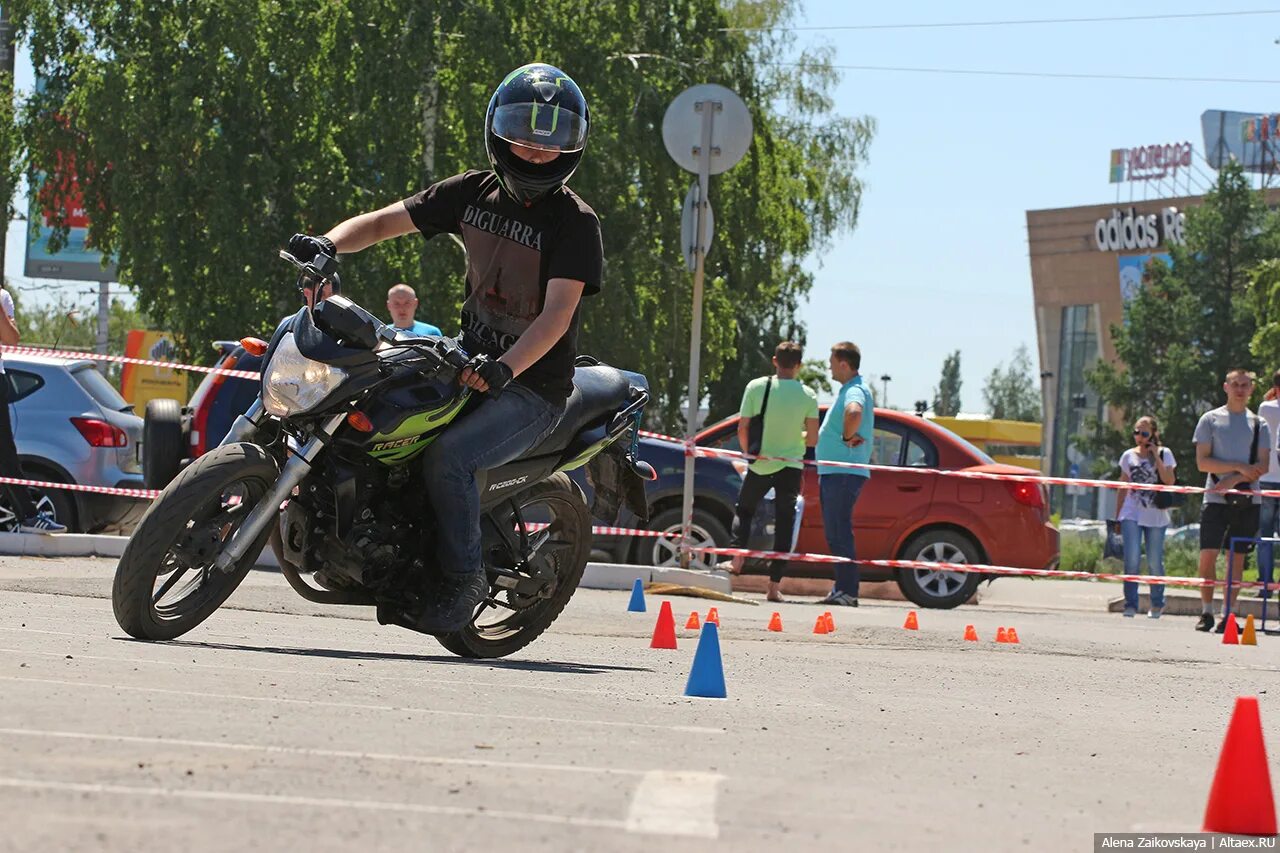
[415,572,490,634]
[19,512,66,535]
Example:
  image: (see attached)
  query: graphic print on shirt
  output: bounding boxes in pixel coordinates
[459,205,544,351]
[1126,452,1161,508]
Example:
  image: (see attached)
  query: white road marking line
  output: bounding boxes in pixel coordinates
[0,727,646,777]
[0,776,627,830]
[0,645,644,699]
[625,770,723,838]
[0,676,724,735]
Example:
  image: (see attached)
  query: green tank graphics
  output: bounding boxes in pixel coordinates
[366,393,470,464]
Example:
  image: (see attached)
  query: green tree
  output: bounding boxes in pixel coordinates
[13,293,151,384]
[797,357,832,398]
[932,349,961,416]
[983,344,1040,422]
[1085,161,1280,469]
[11,0,870,431]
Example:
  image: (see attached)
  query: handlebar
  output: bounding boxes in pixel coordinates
[279,249,341,293]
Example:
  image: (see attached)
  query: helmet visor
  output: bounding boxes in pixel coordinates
[492,102,588,153]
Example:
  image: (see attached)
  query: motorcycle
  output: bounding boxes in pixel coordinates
[112,251,652,658]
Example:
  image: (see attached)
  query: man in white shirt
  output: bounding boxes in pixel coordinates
[0,287,64,533]
[1256,369,1280,612]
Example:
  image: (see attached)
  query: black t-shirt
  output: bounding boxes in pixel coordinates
[402,170,602,404]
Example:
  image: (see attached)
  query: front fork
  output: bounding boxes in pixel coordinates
[211,406,345,573]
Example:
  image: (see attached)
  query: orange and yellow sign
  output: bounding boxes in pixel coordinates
[120,330,186,416]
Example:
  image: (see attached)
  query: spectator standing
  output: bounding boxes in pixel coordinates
[1114,415,1176,618]
[724,341,819,603]
[0,287,64,533]
[1194,368,1271,633]
[386,284,443,336]
[816,341,874,607]
[1256,369,1280,606]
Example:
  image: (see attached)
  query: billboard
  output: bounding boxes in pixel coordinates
[119,330,186,416]
[1201,109,1280,174]
[24,169,117,282]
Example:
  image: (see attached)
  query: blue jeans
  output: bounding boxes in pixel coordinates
[1120,519,1166,610]
[1257,485,1280,600]
[820,474,868,596]
[422,384,561,576]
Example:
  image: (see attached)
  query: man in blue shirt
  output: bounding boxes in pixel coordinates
[816,341,874,607]
[387,283,443,336]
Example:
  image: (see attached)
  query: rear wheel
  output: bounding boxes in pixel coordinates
[143,398,185,490]
[896,529,983,609]
[436,473,590,659]
[113,443,278,640]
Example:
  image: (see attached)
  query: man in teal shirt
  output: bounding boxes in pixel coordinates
[817,341,874,607]
[726,341,820,602]
[387,283,444,337]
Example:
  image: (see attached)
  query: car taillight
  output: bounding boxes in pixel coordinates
[1006,480,1044,509]
[71,417,129,448]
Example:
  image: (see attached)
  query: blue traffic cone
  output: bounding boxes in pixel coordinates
[627,578,646,612]
[684,621,727,699]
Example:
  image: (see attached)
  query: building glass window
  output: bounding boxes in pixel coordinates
[1052,304,1105,519]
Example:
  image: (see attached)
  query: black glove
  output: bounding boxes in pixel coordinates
[287,233,337,263]
[463,354,514,397]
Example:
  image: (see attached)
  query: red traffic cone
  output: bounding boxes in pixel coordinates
[824,612,835,633]
[995,627,1008,643]
[706,607,720,627]
[1006,627,1020,644]
[767,612,783,632]
[685,611,701,630]
[1222,613,1240,645]
[903,611,919,630]
[650,600,677,650]
[963,625,979,642]
[1202,696,1277,835]
[813,614,829,635]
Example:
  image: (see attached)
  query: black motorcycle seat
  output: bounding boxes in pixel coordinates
[528,365,639,457]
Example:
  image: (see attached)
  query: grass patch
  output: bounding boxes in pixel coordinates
[1056,534,1265,593]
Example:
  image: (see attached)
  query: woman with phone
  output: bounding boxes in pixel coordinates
[1115,415,1176,617]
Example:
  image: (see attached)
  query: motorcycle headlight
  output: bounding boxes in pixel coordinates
[262,332,347,417]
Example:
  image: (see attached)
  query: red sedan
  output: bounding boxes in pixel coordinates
[695,408,1060,608]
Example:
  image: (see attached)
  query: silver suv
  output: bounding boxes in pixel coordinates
[2,353,147,532]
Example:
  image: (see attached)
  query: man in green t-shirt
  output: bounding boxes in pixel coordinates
[723,341,820,602]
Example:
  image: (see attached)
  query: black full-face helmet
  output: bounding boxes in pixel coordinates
[484,63,589,206]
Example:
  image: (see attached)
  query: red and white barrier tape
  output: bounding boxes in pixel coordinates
[639,428,1278,499]
[0,344,260,380]
[0,475,158,500]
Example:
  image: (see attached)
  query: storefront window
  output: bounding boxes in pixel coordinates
[1051,305,1105,518]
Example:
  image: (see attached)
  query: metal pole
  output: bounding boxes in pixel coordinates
[96,280,108,354]
[0,5,15,286]
[678,99,717,570]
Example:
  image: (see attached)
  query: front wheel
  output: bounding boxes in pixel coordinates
[436,473,590,659]
[112,443,279,640]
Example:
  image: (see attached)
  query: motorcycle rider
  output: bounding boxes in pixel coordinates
[286,63,601,633]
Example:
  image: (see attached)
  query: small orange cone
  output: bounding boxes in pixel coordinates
[963,625,979,642]
[1242,614,1258,646]
[813,614,829,635]
[706,607,720,626]
[903,611,919,630]
[995,627,1008,643]
[1202,696,1277,835]
[1006,627,1020,644]
[767,612,783,632]
[650,600,678,650]
[685,611,701,630]
[1223,613,1240,645]
[823,611,835,633]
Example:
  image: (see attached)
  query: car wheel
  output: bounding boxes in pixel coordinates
[633,506,731,571]
[144,398,185,490]
[896,529,983,609]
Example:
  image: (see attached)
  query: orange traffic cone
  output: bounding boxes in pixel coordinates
[903,611,919,630]
[823,611,835,633]
[650,600,678,650]
[1202,696,1277,835]
[1223,613,1240,645]
[767,612,783,632]
[995,627,1008,643]
[706,607,720,626]
[1242,614,1258,646]
[1006,627,1020,644]
[685,611,701,630]
[963,625,979,642]
[813,614,829,635]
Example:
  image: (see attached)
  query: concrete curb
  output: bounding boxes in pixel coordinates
[0,533,732,595]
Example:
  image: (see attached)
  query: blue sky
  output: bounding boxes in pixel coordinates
[6,2,1279,412]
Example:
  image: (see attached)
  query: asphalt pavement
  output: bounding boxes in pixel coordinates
[0,555,1276,852]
